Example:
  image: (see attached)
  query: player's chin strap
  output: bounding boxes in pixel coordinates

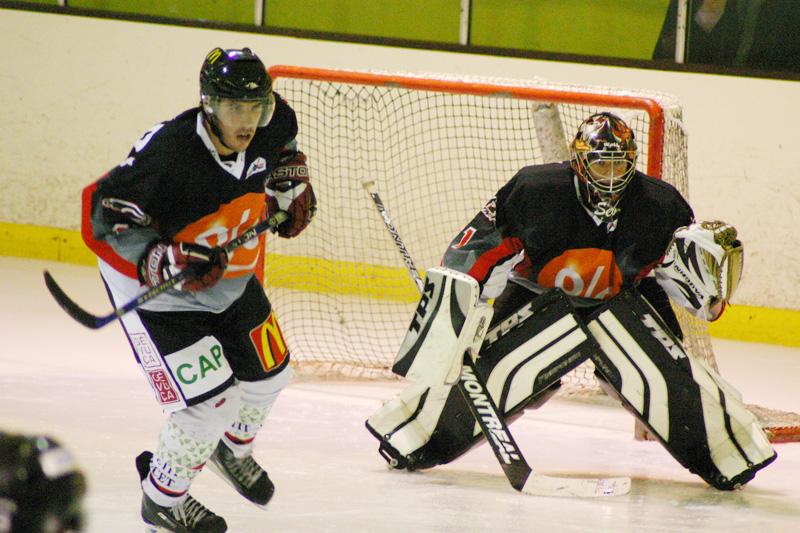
[654,221,743,320]
[201,111,237,152]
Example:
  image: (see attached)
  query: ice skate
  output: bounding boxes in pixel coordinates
[136,451,227,533]
[207,441,274,508]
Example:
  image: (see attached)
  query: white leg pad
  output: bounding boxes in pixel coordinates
[587,289,775,489]
[367,382,452,459]
[392,267,493,386]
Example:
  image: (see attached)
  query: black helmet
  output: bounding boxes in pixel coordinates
[200,47,275,128]
[569,112,637,222]
[0,433,86,532]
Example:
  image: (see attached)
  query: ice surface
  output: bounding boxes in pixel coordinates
[1,257,798,532]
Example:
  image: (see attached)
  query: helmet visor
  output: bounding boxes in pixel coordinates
[202,93,276,128]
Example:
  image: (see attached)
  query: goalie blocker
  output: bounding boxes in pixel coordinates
[367,270,775,489]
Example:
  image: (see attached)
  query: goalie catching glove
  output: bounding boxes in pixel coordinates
[266,150,317,238]
[655,221,743,320]
[137,240,228,291]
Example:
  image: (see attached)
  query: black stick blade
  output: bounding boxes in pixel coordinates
[43,270,106,329]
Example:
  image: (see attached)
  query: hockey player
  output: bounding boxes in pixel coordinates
[367,112,775,490]
[83,48,316,531]
[0,432,87,532]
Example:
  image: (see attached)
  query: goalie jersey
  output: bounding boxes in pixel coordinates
[443,162,694,300]
[82,96,298,313]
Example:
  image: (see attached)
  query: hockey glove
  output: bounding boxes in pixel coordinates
[265,150,317,238]
[137,240,228,291]
[654,221,743,320]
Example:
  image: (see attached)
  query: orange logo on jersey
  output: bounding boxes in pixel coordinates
[249,312,289,372]
[537,248,622,300]
[173,193,265,279]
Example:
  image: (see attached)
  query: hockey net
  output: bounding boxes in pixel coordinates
[264,65,799,442]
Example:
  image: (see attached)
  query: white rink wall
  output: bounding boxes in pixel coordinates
[1,9,798,310]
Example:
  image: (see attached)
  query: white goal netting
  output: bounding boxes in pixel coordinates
[263,66,799,441]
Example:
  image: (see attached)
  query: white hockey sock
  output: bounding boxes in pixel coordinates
[223,403,269,458]
[223,367,292,459]
[144,390,239,507]
[144,419,216,507]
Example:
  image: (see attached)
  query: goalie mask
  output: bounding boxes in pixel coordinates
[200,47,276,134]
[570,112,637,222]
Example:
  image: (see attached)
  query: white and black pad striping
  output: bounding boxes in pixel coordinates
[587,289,776,489]
[478,288,597,420]
[369,289,597,470]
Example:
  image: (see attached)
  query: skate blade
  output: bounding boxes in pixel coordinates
[143,523,172,533]
[206,460,271,510]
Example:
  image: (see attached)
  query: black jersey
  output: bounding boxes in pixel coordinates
[442,162,694,301]
[82,95,298,312]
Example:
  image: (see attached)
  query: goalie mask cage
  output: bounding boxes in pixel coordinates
[265,65,799,443]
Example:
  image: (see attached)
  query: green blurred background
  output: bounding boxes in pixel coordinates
[18,0,671,60]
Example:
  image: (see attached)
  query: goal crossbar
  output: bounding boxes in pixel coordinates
[268,65,666,177]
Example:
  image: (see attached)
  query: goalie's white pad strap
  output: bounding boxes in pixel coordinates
[654,221,743,320]
[587,289,774,488]
[392,267,494,386]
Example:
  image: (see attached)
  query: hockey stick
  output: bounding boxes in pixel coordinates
[363,180,630,497]
[458,351,629,497]
[44,211,289,330]
[361,180,425,293]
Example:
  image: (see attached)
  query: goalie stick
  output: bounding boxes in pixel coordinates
[363,180,630,498]
[44,211,289,330]
[361,180,425,293]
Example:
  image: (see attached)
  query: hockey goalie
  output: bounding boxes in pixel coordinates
[366,112,776,490]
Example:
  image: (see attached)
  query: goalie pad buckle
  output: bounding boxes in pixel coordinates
[392,267,493,386]
[655,221,743,320]
[587,288,775,489]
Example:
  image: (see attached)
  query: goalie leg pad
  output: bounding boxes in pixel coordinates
[392,267,494,386]
[367,289,595,470]
[587,289,776,489]
[480,289,595,416]
[365,382,454,470]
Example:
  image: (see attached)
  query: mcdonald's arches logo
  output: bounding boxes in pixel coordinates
[249,312,288,372]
